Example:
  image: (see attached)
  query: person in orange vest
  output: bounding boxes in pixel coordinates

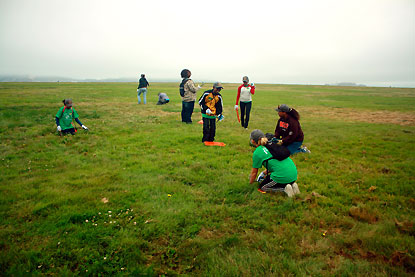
[198,82,224,142]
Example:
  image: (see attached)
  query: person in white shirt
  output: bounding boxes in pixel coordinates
[235,76,255,129]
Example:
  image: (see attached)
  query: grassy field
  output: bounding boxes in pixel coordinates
[1,82,415,276]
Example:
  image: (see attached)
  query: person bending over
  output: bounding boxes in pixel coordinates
[157,92,170,105]
[235,76,255,129]
[274,104,310,155]
[249,129,300,197]
[198,82,224,142]
[56,99,88,135]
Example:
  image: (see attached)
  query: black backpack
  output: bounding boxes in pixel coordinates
[179,78,189,97]
[263,142,290,173]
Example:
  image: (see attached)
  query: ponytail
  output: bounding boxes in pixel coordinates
[258,137,268,146]
[288,108,300,121]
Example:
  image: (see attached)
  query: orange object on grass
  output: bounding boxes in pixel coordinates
[204,141,226,147]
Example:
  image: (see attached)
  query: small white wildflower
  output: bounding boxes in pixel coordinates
[121,267,125,270]
[99,212,101,215]
[134,222,137,225]
[85,220,89,223]
[110,221,113,224]
[104,257,107,260]
[58,242,60,245]
[109,215,111,217]
[108,211,112,213]
[86,270,88,272]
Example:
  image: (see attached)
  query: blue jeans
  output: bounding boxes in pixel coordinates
[286,141,304,155]
[181,101,194,123]
[137,88,147,104]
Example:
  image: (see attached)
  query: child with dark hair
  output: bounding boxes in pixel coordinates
[55,99,88,135]
[274,104,310,155]
[180,69,201,123]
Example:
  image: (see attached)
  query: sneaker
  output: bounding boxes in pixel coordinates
[257,188,267,194]
[284,184,294,197]
[301,146,311,153]
[256,172,266,182]
[292,182,300,195]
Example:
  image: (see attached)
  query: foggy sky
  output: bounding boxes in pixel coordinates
[0,0,414,87]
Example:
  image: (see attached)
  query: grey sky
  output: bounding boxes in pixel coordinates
[0,0,414,86]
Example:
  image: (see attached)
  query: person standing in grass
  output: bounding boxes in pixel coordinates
[249,129,299,196]
[198,82,224,142]
[180,69,201,124]
[235,76,255,129]
[56,99,88,135]
[137,74,149,104]
[274,104,310,155]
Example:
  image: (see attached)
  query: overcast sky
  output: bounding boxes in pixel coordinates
[0,0,414,86]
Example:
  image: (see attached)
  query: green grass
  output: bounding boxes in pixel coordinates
[1,82,415,276]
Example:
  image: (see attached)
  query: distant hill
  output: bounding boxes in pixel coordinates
[0,75,179,83]
[325,82,367,87]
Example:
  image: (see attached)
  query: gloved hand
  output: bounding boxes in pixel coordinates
[57,126,62,132]
[234,105,238,110]
[256,171,266,182]
[251,82,255,87]
[218,114,224,121]
[276,140,283,146]
[206,108,212,115]
[82,125,88,130]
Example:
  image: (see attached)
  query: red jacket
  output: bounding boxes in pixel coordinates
[236,84,255,104]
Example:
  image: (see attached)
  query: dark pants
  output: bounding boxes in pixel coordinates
[240,101,252,128]
[202,117,216,142]
[181,101,194,123]
[157,99,169,105]
[259,175,295,192]
[62,128,76,135]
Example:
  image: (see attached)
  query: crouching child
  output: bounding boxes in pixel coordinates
[56,99,88,135]
[249,129,300,197]
[157,92,170,105]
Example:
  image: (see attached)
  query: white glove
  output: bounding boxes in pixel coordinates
[57,126,62,132]
[206,108,212,115]
[218,114,224,121]
[251,82,255,87]
[82,125,88,130]
[234,105,238,110]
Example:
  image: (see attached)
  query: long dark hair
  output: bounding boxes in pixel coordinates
[287,108,300,120]
[181,69,191,78]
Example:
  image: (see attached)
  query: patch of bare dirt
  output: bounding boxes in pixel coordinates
[301,107,415,126]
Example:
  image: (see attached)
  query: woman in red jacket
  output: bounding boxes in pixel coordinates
[235,76,255,129]
[274,104,310,155]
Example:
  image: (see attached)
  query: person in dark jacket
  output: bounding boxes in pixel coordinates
[274,104,310,155]
[198,82,224,142]
[137,74,149,104]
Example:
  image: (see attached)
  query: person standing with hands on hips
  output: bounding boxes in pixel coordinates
[56,99,88,135]
[235,76,255,129]
[198,82,224,142]
[137,74,149,104]
[180,69,201,124]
